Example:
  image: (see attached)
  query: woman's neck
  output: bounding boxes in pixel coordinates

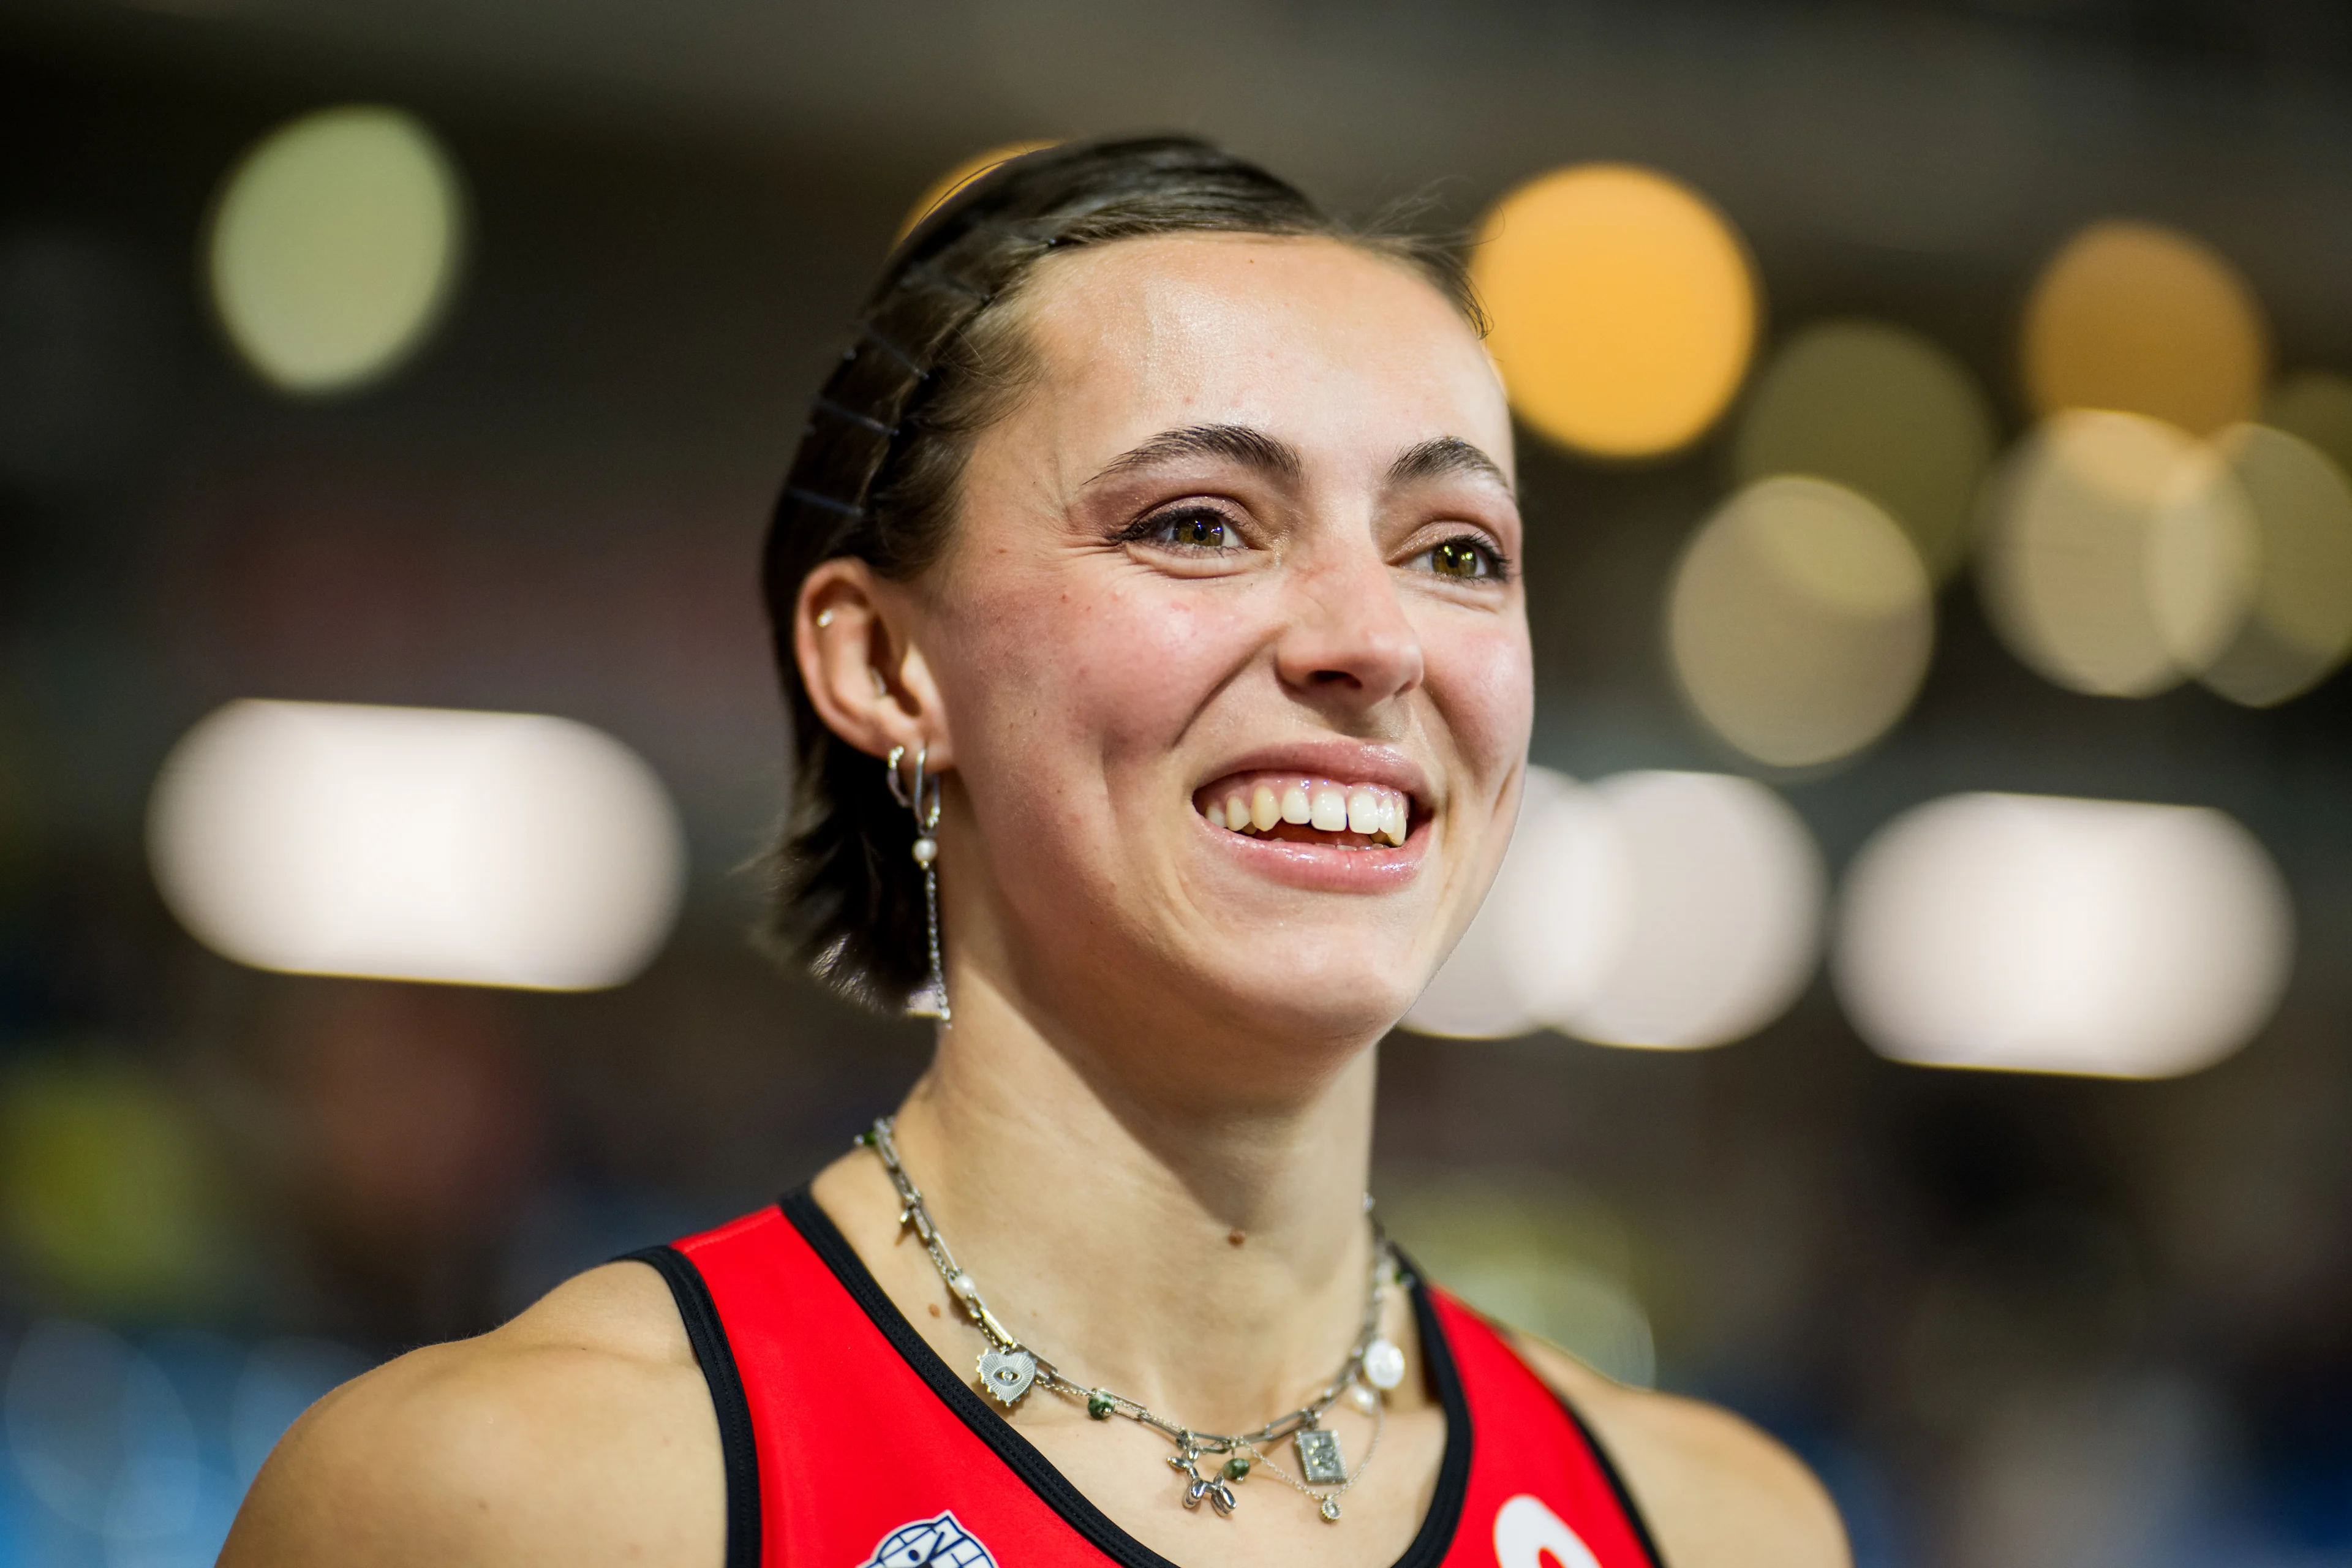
[861,960,1384,1436]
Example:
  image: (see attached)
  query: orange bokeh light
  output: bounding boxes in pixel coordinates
[2020,219,2267,436]
[1472,164,1758,459]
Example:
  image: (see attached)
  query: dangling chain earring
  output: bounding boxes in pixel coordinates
[886,744,950,1023]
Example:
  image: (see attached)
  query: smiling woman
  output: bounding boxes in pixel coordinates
[218,137,1845,1568]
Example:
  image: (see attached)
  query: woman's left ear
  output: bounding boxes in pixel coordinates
[796,558,955,769]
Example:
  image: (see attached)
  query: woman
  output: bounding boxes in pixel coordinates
[224,137,1845,1568]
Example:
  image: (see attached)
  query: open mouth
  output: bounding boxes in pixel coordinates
[1192,772,1415,850]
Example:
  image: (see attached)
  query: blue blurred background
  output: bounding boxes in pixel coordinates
[4,2,2352,1564]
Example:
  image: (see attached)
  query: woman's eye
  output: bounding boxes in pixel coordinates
[1420,538,1500,580]
[1139,509,1238,549]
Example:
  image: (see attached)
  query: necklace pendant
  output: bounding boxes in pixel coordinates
[976,1346,1036,1404]
[1209,1481,1238,1517]
[1321,1497,1342,1522]
[1294,1427,1347,1485]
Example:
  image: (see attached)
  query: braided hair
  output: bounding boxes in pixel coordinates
[760,134,1479,1011]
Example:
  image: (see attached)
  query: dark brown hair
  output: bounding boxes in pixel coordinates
[760,134,1477,1009]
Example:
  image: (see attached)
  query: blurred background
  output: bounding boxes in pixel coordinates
[3,0,2351,1562]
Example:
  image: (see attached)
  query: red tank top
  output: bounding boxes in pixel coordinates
[631,1192,1662,1568]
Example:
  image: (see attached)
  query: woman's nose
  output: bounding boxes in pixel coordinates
[1273,549,1427,707]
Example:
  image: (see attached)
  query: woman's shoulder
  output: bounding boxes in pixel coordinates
[219,1259,723,1568]
[1501,1329,1852,1568]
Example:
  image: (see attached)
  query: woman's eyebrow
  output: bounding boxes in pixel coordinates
[1085,423,1305,487]
[1386,435,1512,492]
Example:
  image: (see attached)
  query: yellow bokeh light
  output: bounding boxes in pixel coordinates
[1732,320,1994,580]
[2263,369,2352,476]
[1668,475,1934,767]
[1978,410,2259,697]
[2020,219,2267,436]
[1472,164,1758,459]
[1,1061,228,1314]
[2199,423,2352,707]
[899,140,1057,241]
[206,105,464,394]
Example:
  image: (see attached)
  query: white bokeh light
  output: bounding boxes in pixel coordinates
[1405,768,1824,1049]
[148,700,685,991]
[1403,769,1627,1039]
[1564,771,1825,1049]
[1836,793,2293,1079]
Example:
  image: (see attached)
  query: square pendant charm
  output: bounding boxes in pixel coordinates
[1295,1427,1347,1485]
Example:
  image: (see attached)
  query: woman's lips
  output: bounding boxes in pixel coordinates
[1191,771,1414,848]
[1190,771,1431,892]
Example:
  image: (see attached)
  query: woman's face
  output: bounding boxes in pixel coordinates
[918,233,1531,1068]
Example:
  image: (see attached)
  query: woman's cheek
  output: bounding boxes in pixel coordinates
[1424,612,1536,779]
[1057,579,1246,730]
[939,569,1213,774]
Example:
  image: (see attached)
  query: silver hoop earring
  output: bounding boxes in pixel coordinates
[886,743,950,1023]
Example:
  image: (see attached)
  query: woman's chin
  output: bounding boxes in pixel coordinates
[1179,945,1425,1046]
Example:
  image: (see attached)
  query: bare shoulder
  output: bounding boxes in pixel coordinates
[220,1260,723,1568]
[1506,1330,1850,1568]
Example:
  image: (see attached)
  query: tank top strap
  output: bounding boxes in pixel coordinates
[1419,1288,1667,1568]
[631,1194,1660,1568]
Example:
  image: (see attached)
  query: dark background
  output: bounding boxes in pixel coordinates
[2,2,2350,1564]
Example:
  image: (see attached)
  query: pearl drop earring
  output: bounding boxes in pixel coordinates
[886,744,949,1022]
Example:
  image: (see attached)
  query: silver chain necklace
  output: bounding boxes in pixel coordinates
[861,1117,1406,1523]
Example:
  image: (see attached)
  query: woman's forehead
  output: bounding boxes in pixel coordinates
[1011,233,1511,481]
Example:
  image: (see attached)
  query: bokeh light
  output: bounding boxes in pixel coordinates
[147,700,684,990]
[206,105,464,394]
[0,1062,230,1316]
[1732,319,1995,579]
[2198,423,2352,706]
[1406,768,1823,1049]
[1564,771,1824,1049]
[1667,475,1935,767]
[1977,409,2258,696]
[1836,793,2293,1078]
[899,141,1057,239]
[2019,219,2267,436]
[1472,164,1758,459]
[2261,368,2352,474]
[1381,1171,1655,1387]
[1401,767,1618,1040]
[2,1323,357,1564]
[6,1321,200,1540]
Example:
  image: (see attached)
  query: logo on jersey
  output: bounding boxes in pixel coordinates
[857,1510,997,1568]
[1494,1494,1602,1568]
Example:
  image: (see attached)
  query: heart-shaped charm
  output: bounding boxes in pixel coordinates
[976,1345,1036,1405]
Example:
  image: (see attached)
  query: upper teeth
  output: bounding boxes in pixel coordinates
[1200,775,1411,846]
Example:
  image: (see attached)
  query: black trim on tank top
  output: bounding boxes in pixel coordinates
[619,1245,762,1568]
[780,1187,1475,1568]
[1555,1395,1667,1568]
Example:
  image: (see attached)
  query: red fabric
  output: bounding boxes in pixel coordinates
[675,1202,1656,1568]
